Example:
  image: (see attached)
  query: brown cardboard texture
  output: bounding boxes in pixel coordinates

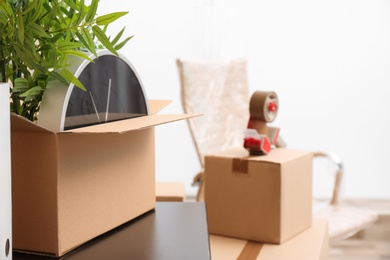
[11,100,197,257]
[210,218,329,260]
[205,147,313,244]
[156,182,186,202]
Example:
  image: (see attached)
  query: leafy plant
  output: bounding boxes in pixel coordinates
[0,0,132,121]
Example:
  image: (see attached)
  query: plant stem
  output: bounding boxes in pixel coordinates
[0,59,5,83]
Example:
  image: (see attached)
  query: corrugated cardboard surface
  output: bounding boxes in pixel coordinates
[10,100,197,256]
[205,147,312,244]
[210,218,329,260]
[57,130,156,254]
[66,113,194,134]
[11,132,59,254]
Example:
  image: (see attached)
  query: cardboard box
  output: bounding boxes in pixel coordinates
[11,100,196,257]
[210,218,329,260]
[156,182,186,202]
[205,147,313,244]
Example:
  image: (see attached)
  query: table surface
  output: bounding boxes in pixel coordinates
[13,202,211,260]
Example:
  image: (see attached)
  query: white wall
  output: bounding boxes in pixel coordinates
[0,84,12,259]
[98,0,390,199]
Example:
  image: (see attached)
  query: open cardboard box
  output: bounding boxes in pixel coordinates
[11,100,196,257]
[205,147,313,244]
[210,218,329,260]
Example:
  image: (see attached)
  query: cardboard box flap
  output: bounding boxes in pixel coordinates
[208,147,312,164]
[66,113,201,134]
[11,104,200,135]
[11,113,53,134]
[148,100,172,114]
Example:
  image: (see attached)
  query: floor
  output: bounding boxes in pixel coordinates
[329,199,390,260]
[186,196,390,259]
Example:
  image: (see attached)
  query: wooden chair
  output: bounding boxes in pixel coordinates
[312,151,378,244]
[176,58,378,244]
[177,58,250,201]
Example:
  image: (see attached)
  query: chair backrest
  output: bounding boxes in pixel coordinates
[177,58,250,167]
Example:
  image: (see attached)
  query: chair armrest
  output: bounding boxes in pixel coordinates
[313,151,344,205]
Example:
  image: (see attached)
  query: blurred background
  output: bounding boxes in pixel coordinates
[98,0,390,199]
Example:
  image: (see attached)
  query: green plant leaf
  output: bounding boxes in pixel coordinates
[33,72,48,81]
[74,31,88,46]
[17,12,24,43]
[0,2,13,17]
[47,49,57,65]
[50,0,67,26]
[38,43,54,51]
[18,51,46,73]
[60,6,71,19]
[14,45,35,69]
[50,33,63,43]
[3,0,132,122]
[29,1,43,22]
[62,49,92,62]
[110,27,125,46]
[81,27,96,56]
[75,31,91,53]
[50,71,68,86]
[95,12,128,26]
[92,25,118,55]
[31,62,47,74]
[57,41,83,51]
[102,24,108,33]
[63,0,80,11]
[21,0,38,15]
[85,0,98,23]
[74,0,85,25]
[42,2,51,12]
[18,37,41,63]
[28,22,51,38]
[12,77,29,93]
[0,12,7,25]
[115,35,133,50]
[60,68,86,91]
[19,86,43,99]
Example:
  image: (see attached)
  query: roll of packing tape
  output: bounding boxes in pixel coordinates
[249,91,279,122]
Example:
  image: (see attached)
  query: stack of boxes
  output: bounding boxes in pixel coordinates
[204,147,329,259]
[11,87,328,258]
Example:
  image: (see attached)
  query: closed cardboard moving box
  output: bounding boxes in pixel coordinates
[205,147,313,244]
[11,100,196,257]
